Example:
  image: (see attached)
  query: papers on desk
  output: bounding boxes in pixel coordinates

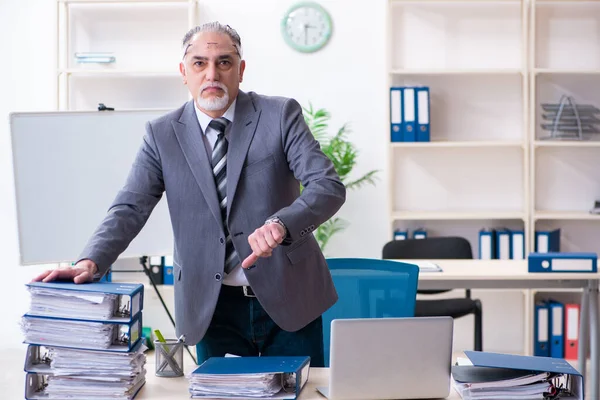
[21,313,142,352]
[22,282,147,400]
[26,281,144,322]
[189,356,311,399]
[452,351,583,400]
[411,261,443,273]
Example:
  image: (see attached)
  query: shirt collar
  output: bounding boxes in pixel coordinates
[194,98,237,135]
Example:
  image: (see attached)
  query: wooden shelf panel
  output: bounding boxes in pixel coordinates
[392,141,525,148]
[392,211,526,220]
[534,211,600,221]
[534,140,600,148]
[390,68,524,75]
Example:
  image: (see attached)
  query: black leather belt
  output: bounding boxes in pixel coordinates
[221,284,256,298]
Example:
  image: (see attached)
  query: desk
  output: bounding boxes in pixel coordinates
[404,259,600,400]
[137,367,461,400]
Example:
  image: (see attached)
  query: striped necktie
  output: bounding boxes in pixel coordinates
[209,117,239,274]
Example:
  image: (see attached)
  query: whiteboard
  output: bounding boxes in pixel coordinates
[10,110,174,265]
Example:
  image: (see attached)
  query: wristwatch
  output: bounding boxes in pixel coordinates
[265,217,287,236]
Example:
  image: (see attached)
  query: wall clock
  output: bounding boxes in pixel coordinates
[281,2,333,53]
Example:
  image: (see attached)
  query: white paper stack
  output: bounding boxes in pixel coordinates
[453,372,553,400]
[189,373,283,398]
[22,282,147,400]
[27,286,118,320]
[22,318,116,350]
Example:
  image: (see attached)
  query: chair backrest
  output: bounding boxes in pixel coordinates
[381,236,473,296]
[322,258,419,366]
[382,236,473,260]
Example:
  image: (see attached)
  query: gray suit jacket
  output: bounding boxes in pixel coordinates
[79,90,346,345]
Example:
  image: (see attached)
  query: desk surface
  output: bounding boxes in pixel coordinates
[401,259,600,290]
[2,347,459,400]
[138,365,460,400]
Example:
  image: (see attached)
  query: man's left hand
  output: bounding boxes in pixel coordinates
[242,223,285,269]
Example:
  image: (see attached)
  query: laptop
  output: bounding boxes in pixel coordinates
[317,317,454,400]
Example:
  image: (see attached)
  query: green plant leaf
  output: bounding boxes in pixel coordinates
[345,169,380,190]
[302,102,380,253]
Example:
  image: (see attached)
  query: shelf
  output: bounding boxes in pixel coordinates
[67,74,189,110]
[391,211,525,220]
[534,140,600,148]
[392,141,524,148]
[534,69,600,75]
[60,69,180,76]
[60,0,190,3]
[534,1,600,70]
[389,0,523,71]
[66,2,189,71]
[392,74,524,142]
[390,68,524,75]
[534,211,600,221]
[389,0,522,3]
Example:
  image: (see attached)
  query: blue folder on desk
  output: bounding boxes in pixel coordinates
[528,252,598,273]
[459,351,583,399]
[22,312,142,352]
[26,281,144,322]
[190,356,310,399]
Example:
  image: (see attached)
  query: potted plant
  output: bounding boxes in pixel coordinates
[303,103,379,254]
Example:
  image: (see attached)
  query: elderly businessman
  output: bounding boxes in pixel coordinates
[33,21,346,366]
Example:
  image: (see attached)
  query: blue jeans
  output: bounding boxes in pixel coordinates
[196,284,324,367]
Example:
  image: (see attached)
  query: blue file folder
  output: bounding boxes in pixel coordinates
[24,372,145,400]
[548,300,565,359]
[528,252,598,273]
[191,356,311,399]
[22,312,142,353]
[535,229,560,253]
[416,86,430,142]
[460,351,583,399]
[534,302,550,357]
[390,87,403,142]
[26,281,144,322]
[495,229,512,259]
[413,228,427,239]
[393,229,408,240]
[478,229,495,260]
[403,87,417,142]
[510,230,525,260]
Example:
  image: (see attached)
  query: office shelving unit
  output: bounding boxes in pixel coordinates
[386,0,600,355]
[56,0,199,110]
[530,0,600,254]
[386,0,529,256]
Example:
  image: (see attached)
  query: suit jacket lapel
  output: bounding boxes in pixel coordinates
[172,100,223,231]
[226,91,260,219]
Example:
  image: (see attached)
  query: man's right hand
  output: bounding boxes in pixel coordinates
[32,259,98,284]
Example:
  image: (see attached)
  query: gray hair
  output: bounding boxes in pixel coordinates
[181,22,243,59]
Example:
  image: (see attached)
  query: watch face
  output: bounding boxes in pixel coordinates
[281,2,332,53]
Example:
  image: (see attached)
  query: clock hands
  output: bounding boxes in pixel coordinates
[303,23,317,45]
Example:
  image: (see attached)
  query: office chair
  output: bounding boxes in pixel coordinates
[382,236,483,351]
[322,258,419,366]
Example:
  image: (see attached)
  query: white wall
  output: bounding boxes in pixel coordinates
[0,0,523,356]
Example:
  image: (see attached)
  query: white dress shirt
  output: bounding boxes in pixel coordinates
[194,100,249,287]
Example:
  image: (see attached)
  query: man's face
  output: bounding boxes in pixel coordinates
[179,31,245,115]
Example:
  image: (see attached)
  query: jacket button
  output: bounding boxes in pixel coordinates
[215,273,222,281]
[219,237,224,244]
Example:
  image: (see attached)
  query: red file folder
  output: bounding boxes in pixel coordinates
[564,303,580,360]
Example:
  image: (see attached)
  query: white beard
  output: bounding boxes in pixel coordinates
[197,83,229,111]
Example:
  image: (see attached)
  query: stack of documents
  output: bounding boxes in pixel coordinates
[27,284,119,320]
[189,356,311,399]
[452,351,583,400]
[21,282,147,400]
